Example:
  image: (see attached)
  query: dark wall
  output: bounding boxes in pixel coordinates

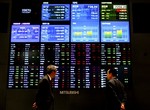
[0,0,150,110]
[0,0,10,110]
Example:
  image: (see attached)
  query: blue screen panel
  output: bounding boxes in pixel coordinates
[41,25,69,42]
[42,4,70,21]
[71,22,99,42]
[101,21,130,42]
[71,4,99,42]
[71,4,99,21]
[11,24,40,42]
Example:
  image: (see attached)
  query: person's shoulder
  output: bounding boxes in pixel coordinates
[109,78,115,84]
[43,75,48,79]
[39,75,48,83]
[117,79,125,87]
[109,78,120,87]
[41,74,48,79]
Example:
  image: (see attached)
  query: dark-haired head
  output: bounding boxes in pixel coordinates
[109,68,117,76]
[106,68,118,80]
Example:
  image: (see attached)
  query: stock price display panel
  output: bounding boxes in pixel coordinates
[71,4,100,42]
[101,21,130,42]
[8,43,40,88]
[8,43,131,89]
[41,24,70,42]
[70,43,101,89]
[101,2,129,20]
[11,23,40,42]
[42,3,70,21]
[100,43,131,88]
[8,0,131,89]
[39,43,70,89]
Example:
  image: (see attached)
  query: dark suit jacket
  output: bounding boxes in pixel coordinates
[35,74,54,110]
[105,77,127,110]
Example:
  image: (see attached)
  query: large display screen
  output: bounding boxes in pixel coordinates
[71,4,100,42]
[8,0,131,89]
[42,3,70,21]
[101,2,129,20]
[8,43,131,89]
[11,23,40,42]
[41,24,69,42]
[101,21,130,42]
